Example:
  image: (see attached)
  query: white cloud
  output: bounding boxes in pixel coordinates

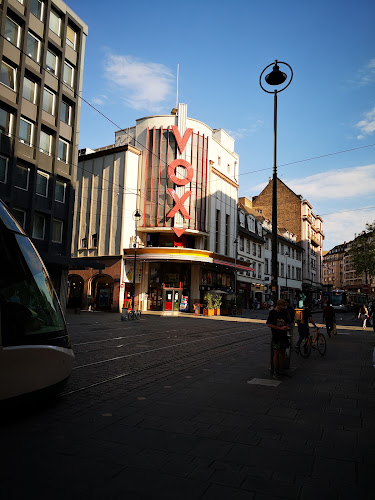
[91,95,108,106]
[227,120,264,140]
[358,58,375,86]
[104,54,174,111]
[356,106,375,139]
[323,209,375,251]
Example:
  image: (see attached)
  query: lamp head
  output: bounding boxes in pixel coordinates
[265,62,287,86]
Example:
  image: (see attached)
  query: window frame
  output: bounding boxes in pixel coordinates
[46,49,58,75]
[22,76,38,104]
[0,107,13,136]
[32,213,46,240]
[36,170,49,197]
[39,129,53,155]
[19,117,34,146]
[52,219,63,243]
[42,87,56,115]
[66,25,77,50]
[91,233,98,248]
[0,61,17,91]
[30,0,44,21]
[49,10,61,37]
[58,138,69,163]
[60,100,72,125]
[14,164,30,191]
[55,180,66,203]
[26,31,41,63]
[0,155,8,183]
[63,61,74,88]
[5,17,21,48]
[12,207,26,229]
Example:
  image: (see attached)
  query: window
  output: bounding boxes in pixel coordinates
[5,18,21,47]
[91,233,98,247]
[32,213,45,239]
[15,165,30,190]
[63,62,74,87]
[239,211,245,227]
[0,156,8,183]
[60,100,72,125]
[258,245,261,258]
[280,263,284,278]
[36,170,49,197]
[26,32,41,62]
[58,138,69,162]
[265,258,269,274]
[46,50,58,74]
[287,265,290,279]
[39,130,52,155]
[12,208,26,229]
[30,0,44,21]
[19,118,33,146]
[246,239,250,254]
[239,236,244,252]
[252,243,256,256]
[258,263,262,278]
[0,61,16,90]
[247,216,255,232]
[42,87,55,115]
[66,26,77,49]
[49,10,61,36]
[80,237,87,248]
[0,107,13,135]
[22,76,38,103]
[55,180,66,203]
[215,209,220,253]
[218,157,221,166]
[52,219,63,243]
[225,214,229,256]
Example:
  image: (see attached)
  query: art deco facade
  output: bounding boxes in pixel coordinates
[0,0,87,307]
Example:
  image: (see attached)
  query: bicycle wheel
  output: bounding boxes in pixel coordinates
[231,307,238,316]
[299,336,311,358]
[317,333,326,355]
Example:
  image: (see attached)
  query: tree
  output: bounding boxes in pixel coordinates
[348,222,375,279]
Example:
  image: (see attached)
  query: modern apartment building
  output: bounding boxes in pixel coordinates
[0,0,88,307]
[322,243,347,290]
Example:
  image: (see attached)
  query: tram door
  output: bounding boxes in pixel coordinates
[163,288,182,311]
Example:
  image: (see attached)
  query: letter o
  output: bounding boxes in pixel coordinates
[168,159,194,186]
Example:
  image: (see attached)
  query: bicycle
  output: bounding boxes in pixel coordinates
[231,305,238,316]
[298,327,326,358]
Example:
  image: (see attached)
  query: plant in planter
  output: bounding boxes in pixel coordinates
[203,293,215,316]
[213,294,222,315]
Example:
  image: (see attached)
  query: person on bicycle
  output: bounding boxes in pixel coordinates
[295,300,319,352]
[266,299,290,380]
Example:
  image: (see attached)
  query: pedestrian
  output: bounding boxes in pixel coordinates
[371,301,375,333]
[88,295,95,312]
[295,300,319,352]
[285,299,295,344]
[359,304,369,330]
[266,299,290,380]
[323,302,336,337]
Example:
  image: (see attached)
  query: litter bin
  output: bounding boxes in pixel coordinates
[194,303,201,315]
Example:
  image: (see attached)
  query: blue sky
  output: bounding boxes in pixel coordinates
[68,0,375,251]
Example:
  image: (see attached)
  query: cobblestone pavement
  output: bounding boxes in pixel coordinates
[1,311,374,499]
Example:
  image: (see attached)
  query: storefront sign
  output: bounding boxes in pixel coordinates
[124,261,143,283]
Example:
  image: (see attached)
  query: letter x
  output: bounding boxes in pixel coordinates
[167,188,192,219]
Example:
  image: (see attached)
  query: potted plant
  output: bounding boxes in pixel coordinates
[203,293,215,316]
[213,294,222,315]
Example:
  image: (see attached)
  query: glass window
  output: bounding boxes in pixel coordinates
[60,100,72,125]
[55,180,66,203]
[32,213,45,239]
[63,62,74,87]
[12,208,26,229]
[15,165,30,190]
[39,130,52,155]
[0,156,8,183]
[19,118,33,146]
[49,10,61,36]
[22,76,38,103]
[0,61,16,90]
[91,233,98,247]
[26,32,41,62]
[58,138,69,162]
[30,0,44,21]
[66,26,77,49]
[52,219,63,243]
[46,50,58,75]
[42,87,55,115]
[0,107,13,135]
[5,18,21,47]
[258,245,261,258]
[81,237,87,248]
[36,170,49,197]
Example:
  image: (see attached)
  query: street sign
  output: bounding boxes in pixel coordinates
[362,285,370,293]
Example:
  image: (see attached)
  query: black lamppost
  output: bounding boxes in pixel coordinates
[132,209,142,313]
[260,60,293,304]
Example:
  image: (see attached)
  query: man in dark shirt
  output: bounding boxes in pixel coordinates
[323,302,336,337]
[266,299,290,380]
[295,300,318,351]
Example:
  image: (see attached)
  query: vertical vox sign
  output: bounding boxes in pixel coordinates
[167,125,194,237]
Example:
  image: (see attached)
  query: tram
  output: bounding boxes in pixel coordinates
[0,200,74,400]
[324,289,350,312]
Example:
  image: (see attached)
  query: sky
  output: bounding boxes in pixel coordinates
[67,0,375,251]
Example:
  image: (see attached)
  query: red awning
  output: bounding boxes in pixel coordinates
[213,259,254,272]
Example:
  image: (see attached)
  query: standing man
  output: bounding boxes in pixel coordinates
[295,300,319,352]
[323,302,336,337]
[266,299,290,380]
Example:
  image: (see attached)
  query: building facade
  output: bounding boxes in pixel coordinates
[249,178,324,300]
[0,0,88,308]
[322,243,347,290]
[69,104,248,312]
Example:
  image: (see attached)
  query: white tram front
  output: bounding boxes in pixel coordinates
[0,200,74,400]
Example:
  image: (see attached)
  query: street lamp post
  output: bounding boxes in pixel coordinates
[132,209,142,313]
[260,61,293,304]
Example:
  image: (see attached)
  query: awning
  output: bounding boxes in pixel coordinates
[213,259,254,272]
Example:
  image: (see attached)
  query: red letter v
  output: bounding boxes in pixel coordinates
[172,126,193,154]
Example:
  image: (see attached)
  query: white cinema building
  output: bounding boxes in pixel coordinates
[68,104,251,312]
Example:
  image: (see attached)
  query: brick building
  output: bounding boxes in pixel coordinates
[322,243,347,290]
